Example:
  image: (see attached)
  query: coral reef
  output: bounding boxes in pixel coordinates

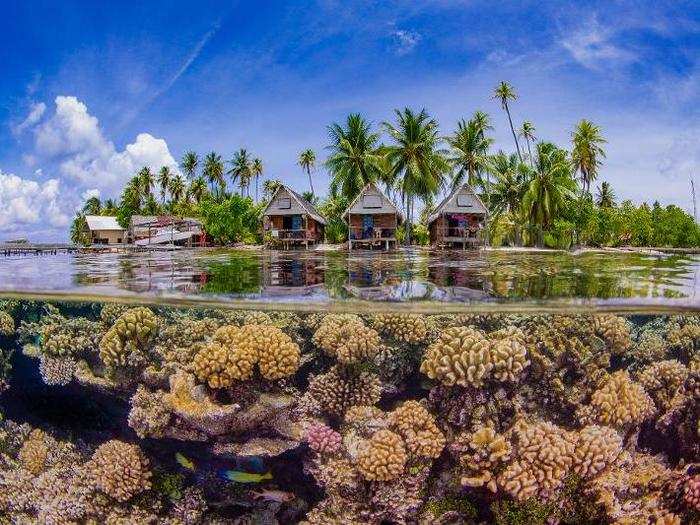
[356,429,407,481]
[88,440,152,502]
[308,365,382,417]
[0,310,14,336]
[581,370,656,430]
[371,313,429,344]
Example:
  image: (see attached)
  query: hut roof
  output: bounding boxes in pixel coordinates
[427,182,488,225]
[342,182,404,222]
[84,215,124,231]
[262,185,327,225]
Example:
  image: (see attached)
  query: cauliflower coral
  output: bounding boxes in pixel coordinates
[357,429,407,481]
[584,370,655,430]
[88,440,152,502]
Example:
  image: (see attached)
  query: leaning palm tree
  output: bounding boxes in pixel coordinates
[298,149,317,196]
[203,152,225,196]
[488,151,530,245]
[596,181,616,208]
[572,119,607,196]
[263,179,283,199]
[188,176,208,204]
[229,149,253,196]
[157,166,172,204]
[82,196,102,215]
[492,81,523,163]
[251,158,263,202]
[325,113,384,200]
[446,118,493,190]
[383,108,449,245]
[522,142,577,246]
[169,174,186,203]
[181,151,199,180]
[519,121,536,167]
[138,167,155,196]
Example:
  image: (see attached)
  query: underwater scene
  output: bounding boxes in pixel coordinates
[0,298,699,524]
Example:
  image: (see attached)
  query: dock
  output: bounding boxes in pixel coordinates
[0,242,79,256]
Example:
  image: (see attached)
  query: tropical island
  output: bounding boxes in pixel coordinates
[70,82,700,250]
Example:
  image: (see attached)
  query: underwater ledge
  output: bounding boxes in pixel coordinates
[0,298,699,523]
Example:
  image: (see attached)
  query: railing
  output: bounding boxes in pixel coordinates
[349,226,397,240]
[436,226,484,243]
[273,229,313,240]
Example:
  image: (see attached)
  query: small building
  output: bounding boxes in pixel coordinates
[262,185,326,249]
[343,183,403,250]
[427,182,488,249]
[128,215,205,246]
[84,215,126,245]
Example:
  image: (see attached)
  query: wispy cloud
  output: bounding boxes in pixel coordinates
[391,29,421,55]
[12,102,46,135]
[560,15,636,71]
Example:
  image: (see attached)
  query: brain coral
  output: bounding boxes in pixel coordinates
[420,327,493,387]
[388,400,445,459]
[498,421,576,502]
[585,371,655,430]
[371,313,429,344]
[637,359,689,410]
[308,365,382,417]
[89,440,152,502]
[0,311,14,336]
[573,425,622,478]
[357,429,407,481]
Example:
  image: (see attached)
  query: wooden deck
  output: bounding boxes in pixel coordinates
[0,243,79,256]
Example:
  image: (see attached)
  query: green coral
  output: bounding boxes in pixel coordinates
[424,495,478,520]
[151,469,185,501]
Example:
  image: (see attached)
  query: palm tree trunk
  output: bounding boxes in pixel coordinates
[526,139,533,168]
[505,103,524,163]
[255,176,259,203]
[307,168,315,196]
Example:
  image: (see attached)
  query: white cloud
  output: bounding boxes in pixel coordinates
[33,96,179,194]
[12,102,46,135]
[0,170,69,231]
[81,188,101,201]
[392,29,421,55]
[560,16,636,71]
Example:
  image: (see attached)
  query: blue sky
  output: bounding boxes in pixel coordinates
[1,0,699,240]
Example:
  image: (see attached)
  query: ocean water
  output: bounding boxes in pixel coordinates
[0,249,699,524]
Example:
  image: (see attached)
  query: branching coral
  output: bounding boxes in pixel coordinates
[682,474,700,512]
[308,365,382,417]
[38,354,76,386]
[593,315,632,354]
[638,359,689,410]
[490,336,530,382]
[582,370,655,430]
[420,327,494,387]
[312,314,364,354]
[18,429,50,475]
[313,314,380,364]
[127,386,171,439]
[371,313,429,344]
[306,422,342,455]
[88,440,152,502]
[249,324,301,380]
[0,310,14,336]
[459,426,511,492]
[573,425,623,478]
[357,429,407,481]
[99,307,158,367]
[388,400,445,459]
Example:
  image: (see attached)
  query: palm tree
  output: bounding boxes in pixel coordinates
[596,181,616,208]
[251,158,263,202]
[519,121,536,167]
[188,176,208,203]
[124,176,144,209]
[298,149,317,196]
[572,119,607,195]
[157,166,172,204]
[263,179,283,199]
[181,151,199,180]
[325,113,385,200]
[169,174,186,203]
[103,199,118,214]
[383,108,449,245]
[522,142,577,246]
[488,151,529,245]
[203,152,225,196]
[82,196,102,215]
[143,193,160,215]
[446,118,493,190]
[229,149,253,196]
[138,167,155,196]
[492,81,523,163]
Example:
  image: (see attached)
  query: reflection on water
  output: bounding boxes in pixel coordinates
[0,248,698,305]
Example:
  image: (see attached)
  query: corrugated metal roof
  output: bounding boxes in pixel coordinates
[262,185,327,225]
[85,215,124,231]
[342,182,404,222]
[427,182,488,225]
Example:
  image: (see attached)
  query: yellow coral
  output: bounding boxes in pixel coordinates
[243,311,273,326]
[388,400,445,459]
[573,425,622,478]
[193,342,240,388]
[420,327,493,387]
[593,315,631,354]
[586,371,655,429]
[371,313,429,344]
[490,336,530,382]
[460,426,511,492]
[249,324,301,380]
[637,359,688,410]
[335,324,381,365]
[357,429,407,481]
[312,314,365,354]
[89,440,151,502]
[0,311,14,336]
[18,430,49,475]
[99,307,158,367]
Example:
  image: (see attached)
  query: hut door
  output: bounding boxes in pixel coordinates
[292,215,303,230]
[362,215,374,238]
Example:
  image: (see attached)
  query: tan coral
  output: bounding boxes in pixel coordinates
[308,365,382,417]
[89,440,151,502]
[667,323,700,353]
[420,327,493,387]
[312,314,365,354]
[388,400,445,459]
[585,370,655,430]
[371,313,429,345]
[244,324,301,380]
[356,429,407,481]
[460,426,511,492]
[637,359,689,410]
[99,307,158,367]
[573,425,622,478]
[193,342,239,388]
[593,315,632,354]
[19,429,50,475]
[490,336,530,382]
[335,324,382,365]
[0,310,14,336]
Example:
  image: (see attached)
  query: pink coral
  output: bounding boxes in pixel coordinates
[683,474,700,511]
[306,423,342,455]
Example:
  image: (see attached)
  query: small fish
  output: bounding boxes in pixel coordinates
[175,452,196,471]
[250,489,295,503]
[220,469,273,483]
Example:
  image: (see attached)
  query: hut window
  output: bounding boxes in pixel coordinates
[278,197,291,209]
[363,195,382,208]
[456,194,473,207]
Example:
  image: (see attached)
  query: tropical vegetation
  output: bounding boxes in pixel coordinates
[70,82,700,249]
